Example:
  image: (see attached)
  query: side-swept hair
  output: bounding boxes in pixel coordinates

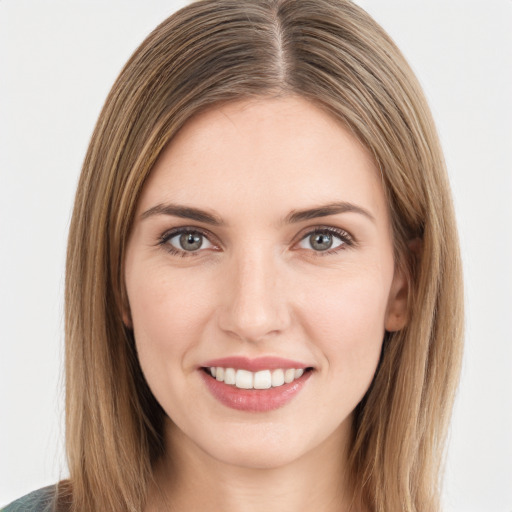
[64,1,464,511]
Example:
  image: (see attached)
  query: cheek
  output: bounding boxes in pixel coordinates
[300,267,390,377]
[127,268,214,371]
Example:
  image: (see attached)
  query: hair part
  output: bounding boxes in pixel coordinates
[64,1,464,511]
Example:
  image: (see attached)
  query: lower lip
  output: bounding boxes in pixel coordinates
[200,370,312,412]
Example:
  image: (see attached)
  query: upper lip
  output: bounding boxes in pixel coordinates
[201,356,311,372]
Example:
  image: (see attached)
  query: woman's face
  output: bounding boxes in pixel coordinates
[124,96,407,470]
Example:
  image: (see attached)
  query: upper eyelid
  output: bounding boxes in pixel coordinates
[160,226,216,242]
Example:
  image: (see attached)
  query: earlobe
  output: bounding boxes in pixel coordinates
[122,307,133,329]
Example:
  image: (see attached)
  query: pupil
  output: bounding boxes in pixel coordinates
[311,233,332,251]
[180,232,202,251]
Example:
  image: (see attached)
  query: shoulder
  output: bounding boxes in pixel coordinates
[1,485,56,512]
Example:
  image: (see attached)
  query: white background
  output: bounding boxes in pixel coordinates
[1,1,511,510]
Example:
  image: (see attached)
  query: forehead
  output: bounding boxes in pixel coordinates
[138,96,387,223]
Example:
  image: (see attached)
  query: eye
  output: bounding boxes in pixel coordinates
[297,227,351,253]
[160,228,215,256]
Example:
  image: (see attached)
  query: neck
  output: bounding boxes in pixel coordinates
[147,418,358,512]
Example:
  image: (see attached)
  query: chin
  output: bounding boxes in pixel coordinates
[192,414,349,472]
[210,437,309,470]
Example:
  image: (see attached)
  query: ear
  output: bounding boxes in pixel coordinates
[122,301,133,329]
[384,264,409,332]
[384,238,421,332]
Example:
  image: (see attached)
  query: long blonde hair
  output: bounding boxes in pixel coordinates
[63,1,464,511]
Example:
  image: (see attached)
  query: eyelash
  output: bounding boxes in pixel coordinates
[301,227,354,256]
[158,227,215,258]
[157,226,354,258]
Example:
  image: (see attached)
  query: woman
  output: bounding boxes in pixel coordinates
[3,0,464,511]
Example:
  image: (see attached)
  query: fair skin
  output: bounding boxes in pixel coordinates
[124,96,408,512]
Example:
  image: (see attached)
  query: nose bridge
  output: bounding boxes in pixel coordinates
[218,243,289,342]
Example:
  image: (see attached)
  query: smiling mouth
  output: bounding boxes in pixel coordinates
[202,366,314,390]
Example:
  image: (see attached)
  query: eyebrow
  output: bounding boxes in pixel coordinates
[140,201,375,225]
[284,202,375,224]
[140,204,223,225]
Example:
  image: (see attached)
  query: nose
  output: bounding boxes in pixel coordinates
[217,248,291,343]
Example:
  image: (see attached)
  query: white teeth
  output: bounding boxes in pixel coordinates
[224,367,236,385]
[208,366,307,389]
[284,368,295,383]
[254,370,272,389]
[271,368,285,387]
[235,369,253,389]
